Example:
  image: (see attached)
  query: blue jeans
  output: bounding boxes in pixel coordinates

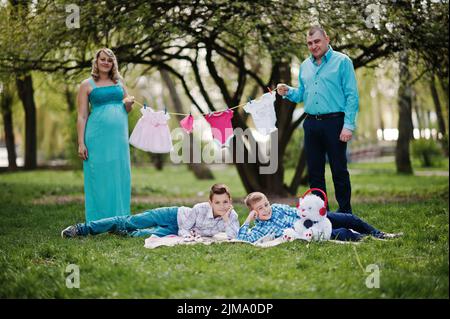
[327,212,382,241]
[303,116,352,213]
[77,206,179,237]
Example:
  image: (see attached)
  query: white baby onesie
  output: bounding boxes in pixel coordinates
[243,92,277,136]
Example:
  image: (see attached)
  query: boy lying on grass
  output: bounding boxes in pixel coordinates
[237,192,403,243]
[61,184,239,239]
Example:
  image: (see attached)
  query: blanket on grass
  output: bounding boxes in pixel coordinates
[143,232,359,249]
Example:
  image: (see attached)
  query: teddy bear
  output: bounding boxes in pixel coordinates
[283,188,332,242]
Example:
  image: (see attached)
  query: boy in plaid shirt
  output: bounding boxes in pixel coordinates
[237,192,402,243]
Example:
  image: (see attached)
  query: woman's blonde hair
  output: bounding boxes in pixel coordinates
[91,48,122,82]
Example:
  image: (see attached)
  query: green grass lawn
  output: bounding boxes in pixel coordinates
[0,161,448,298]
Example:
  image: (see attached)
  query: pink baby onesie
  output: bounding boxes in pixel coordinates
[204,109,234,147]
[179,114,194,134]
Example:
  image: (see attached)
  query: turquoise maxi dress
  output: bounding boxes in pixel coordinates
[83,78,131,222]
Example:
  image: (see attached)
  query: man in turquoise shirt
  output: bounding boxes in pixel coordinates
[277,25,359,213]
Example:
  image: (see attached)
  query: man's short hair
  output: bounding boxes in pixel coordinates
[308,25,327,37]
[244,192,267,209]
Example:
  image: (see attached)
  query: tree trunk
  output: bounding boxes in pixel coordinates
[64,84,76,112]
[395,51,413,174]
[260,61,291,196]
[151,154,164,171]
[378,100,385,141]
[266,61,306,196]
[412,91,424,138]
[63,83,82,169]
[230,61,299,196]
[207,58,305,196]
[159,69,214,179]
[16,73,37,169]
[438,75,449,112]
[288,147,308,194]
[430,74,448,156]
[0,83,18,170]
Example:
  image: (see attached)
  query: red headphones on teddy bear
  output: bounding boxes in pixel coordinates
[297,188,328,216]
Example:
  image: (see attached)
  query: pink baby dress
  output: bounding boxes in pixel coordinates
[129,107,173,153]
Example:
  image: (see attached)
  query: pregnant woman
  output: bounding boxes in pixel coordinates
[76,48,134,222]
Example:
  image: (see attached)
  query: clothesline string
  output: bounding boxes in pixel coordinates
[132,100,243,116]
[130,87,276,116]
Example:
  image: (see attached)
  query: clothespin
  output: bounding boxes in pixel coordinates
[267,87,272,94]
[143,103,147,109]
[164,106,167,114]
[248,97,252,104]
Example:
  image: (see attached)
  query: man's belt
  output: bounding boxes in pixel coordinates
[306,112,345,120]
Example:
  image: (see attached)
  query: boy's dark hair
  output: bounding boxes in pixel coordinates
[244,192,266,209]
[209,183,231,200]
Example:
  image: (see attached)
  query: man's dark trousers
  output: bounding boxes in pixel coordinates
[303,114,352,213]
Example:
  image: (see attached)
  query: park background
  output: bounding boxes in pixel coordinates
[0,0,448,298]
